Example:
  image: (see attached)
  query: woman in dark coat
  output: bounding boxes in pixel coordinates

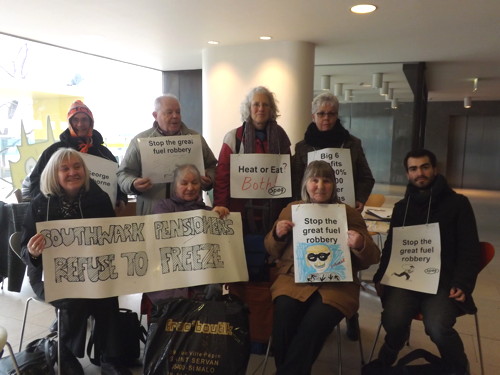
[292,92,374,212]
[21,148,130,375]
[28,100,127,212]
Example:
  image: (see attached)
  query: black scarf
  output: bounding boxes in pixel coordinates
[405,174,450,206]
[304,119,349,149]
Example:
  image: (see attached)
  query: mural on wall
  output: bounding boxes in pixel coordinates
[9,116,56,189]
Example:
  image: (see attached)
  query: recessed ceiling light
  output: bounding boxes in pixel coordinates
[259,36,272,40]
[351,4,377,14]
[208,40,219,45]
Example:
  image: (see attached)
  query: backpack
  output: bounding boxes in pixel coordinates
[362,349,447,375]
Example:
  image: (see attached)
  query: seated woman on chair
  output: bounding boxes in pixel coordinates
[20,148,131,375]
[264,160,380,375]
[144,164,229,306]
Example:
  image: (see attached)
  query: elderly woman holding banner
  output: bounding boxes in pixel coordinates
[20,148,130,375]
[144,164,229,306]
[264,160,379,375]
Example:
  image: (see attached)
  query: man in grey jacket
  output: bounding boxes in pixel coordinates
[117,95,217,215]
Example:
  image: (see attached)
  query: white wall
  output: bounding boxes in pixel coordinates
[202,41,315,157]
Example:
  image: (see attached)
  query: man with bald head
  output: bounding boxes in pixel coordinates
[117,95,217,215]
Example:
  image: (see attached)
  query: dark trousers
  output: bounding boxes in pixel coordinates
[272,292,344,375]
[381,286,467,372]
[52,297,122,360]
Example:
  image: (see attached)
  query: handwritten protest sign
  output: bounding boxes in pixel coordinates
[80,153,118,205]
[307,148,355,207]
[38,210,248,302]
[381,223,441,294]
[138,135,204,183]
[230,154,291,199]
[292,203,351,282]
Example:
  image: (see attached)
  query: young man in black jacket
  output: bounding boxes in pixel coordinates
[373,149,480,375]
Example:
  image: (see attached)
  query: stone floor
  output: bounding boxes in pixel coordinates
[1,184,499,374]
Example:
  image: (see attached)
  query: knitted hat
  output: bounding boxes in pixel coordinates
[67,100,94,128]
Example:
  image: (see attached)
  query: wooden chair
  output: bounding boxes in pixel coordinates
[365,193,385,208]
[368,241,495,375]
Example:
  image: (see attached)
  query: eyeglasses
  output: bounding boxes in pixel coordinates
[315,112,338,118]
[307,252,331,262]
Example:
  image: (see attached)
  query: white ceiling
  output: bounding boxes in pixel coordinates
[1,0,499,103]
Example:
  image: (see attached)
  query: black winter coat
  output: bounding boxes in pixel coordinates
[21,180,115,300]
[28,128,127,204]
[373,174,480,312]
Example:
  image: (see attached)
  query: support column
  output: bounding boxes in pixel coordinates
[202,41,315,156]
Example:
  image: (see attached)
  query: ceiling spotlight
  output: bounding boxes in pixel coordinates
[321,75,331,90]
[351,4,377,14]
[334,83,343,97]
[473,78,478,92]
[387,88,394,100]
[344,89,353,102]
[464,96,472,109]
[259,36,272,40]
[391,98,398,109]
[372,73,383,89]
[380,81,389,96]
[207,40,219,45]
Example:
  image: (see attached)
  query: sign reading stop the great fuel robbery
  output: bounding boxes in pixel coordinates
[307,148,355,207]
[230,154,291,199]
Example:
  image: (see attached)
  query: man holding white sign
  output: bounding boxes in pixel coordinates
[117,95,217,215]
[373,149,480,375]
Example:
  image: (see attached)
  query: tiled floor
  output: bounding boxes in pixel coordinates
[1,184,499,374]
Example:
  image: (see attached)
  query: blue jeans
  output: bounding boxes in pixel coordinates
[272,292,344,375]
[381,286,467,372]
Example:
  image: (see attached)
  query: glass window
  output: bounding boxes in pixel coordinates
[0,34,162,202]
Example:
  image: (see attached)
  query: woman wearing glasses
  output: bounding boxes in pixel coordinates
[292,92,374,212]
[265,160,379,375]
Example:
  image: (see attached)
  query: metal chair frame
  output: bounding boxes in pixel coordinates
[260,314,365,375]
[368,241,495,375]
[9,231,62,375]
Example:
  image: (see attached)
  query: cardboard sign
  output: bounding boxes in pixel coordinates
[80,153,118,206]
[138,135,204,183]
[307,148,355,207]
[38,210,248,302]
[381,223,441,294]
[292,203,351,282]
[230,154,291,199]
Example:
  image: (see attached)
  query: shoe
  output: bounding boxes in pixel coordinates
[377,343,399,366]
[101,361,133,375]
[345,314,359,341]
[58,347,84,375]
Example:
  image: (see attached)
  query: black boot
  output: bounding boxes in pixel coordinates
[345,313,360,341]
[377,343,399,366]
[58,345,84,375]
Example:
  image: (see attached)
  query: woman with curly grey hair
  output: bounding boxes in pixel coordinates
[214,86,291,278]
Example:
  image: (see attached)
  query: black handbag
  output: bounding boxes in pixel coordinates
[0,332,57,375]
[87,308,147,366]
[143,294,250,375]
